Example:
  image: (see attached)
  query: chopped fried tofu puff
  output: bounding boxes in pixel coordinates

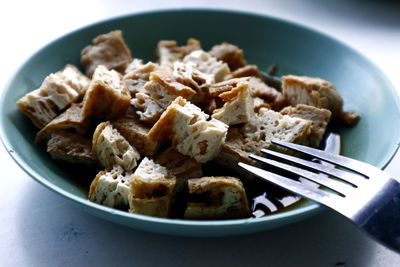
[183,50,231,82]
[35,103,90,143]
[248,77,287,111]
[148,97,228,163]
[92,121,140,171]
[129,157,176,218]
[281,104,332,147]
[225,65,263,80]
[81,30,132,78]
[282,75,359,125]
[60,64,91,99]
[216,108,312,167]
[154,38,201,68]
[89,165,133,209]
[208,77,250,97]
[131,93,165,123]
[184,176,250,219]
[172,61,215,106]
[123,60,159,96]
[112,115,160,158]
[131,70,197,123]
[81,65,131,121]
[212,81,254,125]
[16,70,80,128]
[47,130,97,165]
[209,42,247,71]
[253,97,271,112]
[155,147,202,193]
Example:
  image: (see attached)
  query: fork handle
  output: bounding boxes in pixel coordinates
[356,178,400,253]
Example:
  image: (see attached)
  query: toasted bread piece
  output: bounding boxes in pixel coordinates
[35,103,90,143]
[148,97,228,163]
[184,176,250,219]
[81,65,131,121]
[155,147,202,193]
[92,121,140,171]
[112,115,160,158]
[282,75,359,125]
[216,108,312,168]
[128,157,176,218]
[81,30,132,77]
[89,165,133,209]
[209,42,247,71]
[212,81,254,125]
[154,38,201,68]
[248,77,287,110]
[16,69,80,128]
[183,50,231,82]
[281,104,332,147]
[47,130,97,165]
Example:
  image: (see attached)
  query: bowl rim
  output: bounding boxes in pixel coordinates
[1,8,400,234]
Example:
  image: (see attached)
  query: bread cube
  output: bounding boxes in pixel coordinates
[131,93,165,123]
[155,147,202,193]
[212,81,254,125]
[148,97,228,163]
[128,157,176,218]
[184,176,250,219]
[46,130,97,165]
[124,60,159,96]
[81,30,132,77]
[280,104,332,147]
[183,50,230,82]
[209,42,247,71]
[92,121,140,171]
[81,65,130,121]
[89,165,133,209]
[112,115,160,158]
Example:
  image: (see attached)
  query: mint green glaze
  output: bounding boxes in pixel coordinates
[1,9,400,236]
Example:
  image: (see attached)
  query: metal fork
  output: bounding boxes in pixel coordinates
[238,140,400,253]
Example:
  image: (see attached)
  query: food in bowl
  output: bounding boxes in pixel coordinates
[15,30,358,220]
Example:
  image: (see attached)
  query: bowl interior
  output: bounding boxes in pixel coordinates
[1,9,400,236]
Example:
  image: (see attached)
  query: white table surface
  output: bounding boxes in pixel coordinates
[1,1,400,266]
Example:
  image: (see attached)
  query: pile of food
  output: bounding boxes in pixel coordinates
[16,30,359,220]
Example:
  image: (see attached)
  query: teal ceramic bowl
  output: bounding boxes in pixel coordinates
[1,9,400,236]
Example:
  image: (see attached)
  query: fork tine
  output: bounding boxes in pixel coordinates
[249,154,353,196]
[260,148,365,186]
[271,140,376,177]
[238,162,342,208]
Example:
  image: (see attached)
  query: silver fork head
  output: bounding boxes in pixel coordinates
[239,140,400,253]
